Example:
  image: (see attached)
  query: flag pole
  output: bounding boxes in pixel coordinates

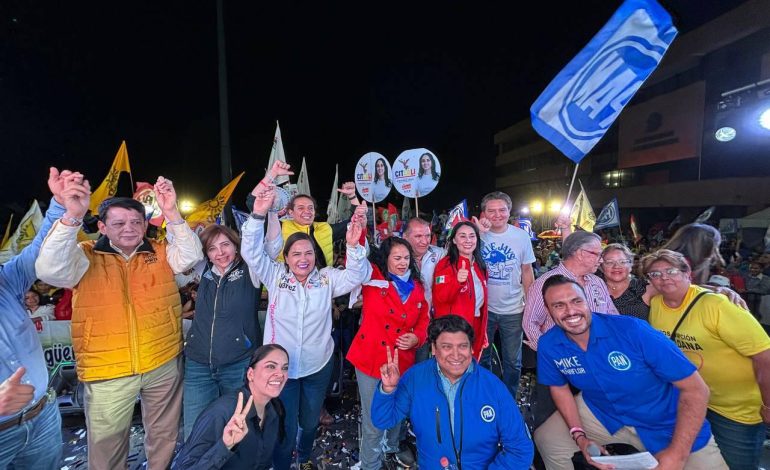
[129,171,135,194]
[564,163,580,207]
[371,199,377,246]
[414,196,419,219]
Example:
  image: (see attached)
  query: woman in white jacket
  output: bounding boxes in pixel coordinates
[241,182,370,470]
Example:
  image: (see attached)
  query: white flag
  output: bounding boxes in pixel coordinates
[267,121,290,186]
[694,206,715,224]
[402,197,413,222]
[297,157,311,195]
[0,200,43,264]
[569,181,596,232]
[327,164,340,224]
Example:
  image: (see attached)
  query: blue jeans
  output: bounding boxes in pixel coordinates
[273,358,334,470]
[706,409,764,470]
[0,398,62,469]
[356,369,403,470]
[480,311,523,399]
[183,356,251,439]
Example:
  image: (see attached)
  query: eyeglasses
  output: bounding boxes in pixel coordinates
[646,268,683,280]
[601,260,632,268]
[581,248,602,258]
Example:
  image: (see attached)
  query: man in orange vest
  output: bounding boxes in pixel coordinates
[36,175,203,470]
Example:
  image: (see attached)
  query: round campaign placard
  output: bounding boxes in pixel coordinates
[392,148,441,198]
[355,152,392,203]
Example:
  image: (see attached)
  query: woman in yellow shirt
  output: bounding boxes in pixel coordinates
[641,249,770,470]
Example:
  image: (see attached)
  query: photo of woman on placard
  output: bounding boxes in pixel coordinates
[372,157,392,202]
[416,152,440,197]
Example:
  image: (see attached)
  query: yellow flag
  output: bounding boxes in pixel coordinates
[569,181,596,232]
[1,213,14,248]
[89,140,132,214]
[0,200,43,263]
[186,172,245,231]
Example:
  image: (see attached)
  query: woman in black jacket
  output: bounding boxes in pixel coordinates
[174,344,288,470]
[183,224,280,438]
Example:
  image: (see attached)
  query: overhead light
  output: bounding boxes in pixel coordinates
[759,108,770,131]
[714,126,736,142]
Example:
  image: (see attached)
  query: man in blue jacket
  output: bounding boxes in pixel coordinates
[0,167,79,469]
[372,315,533,469]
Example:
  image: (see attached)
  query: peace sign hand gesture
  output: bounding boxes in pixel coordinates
[379,346,401,393]
[222,392,254,450]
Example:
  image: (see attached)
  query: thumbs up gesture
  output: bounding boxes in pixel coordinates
[457,258,469,283]
[0,367,35,415]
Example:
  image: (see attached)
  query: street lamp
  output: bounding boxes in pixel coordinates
[530,201,544,214]
[548,201,562,214]
[520,206,530,215]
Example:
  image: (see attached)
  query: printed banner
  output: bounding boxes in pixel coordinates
[36,320,75,371]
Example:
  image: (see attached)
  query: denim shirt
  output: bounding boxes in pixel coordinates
[437,361,474,433]
[0,198,64,423]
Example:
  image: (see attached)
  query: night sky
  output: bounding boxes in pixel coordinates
[0,0,747,217]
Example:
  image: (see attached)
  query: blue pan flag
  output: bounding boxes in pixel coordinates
[530,0,677,163]
[594,198,621,231]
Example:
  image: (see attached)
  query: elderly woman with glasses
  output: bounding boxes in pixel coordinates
[641,249,770,470]
[599,243,657,321]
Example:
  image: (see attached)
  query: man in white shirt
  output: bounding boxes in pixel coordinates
[478,191,536,399]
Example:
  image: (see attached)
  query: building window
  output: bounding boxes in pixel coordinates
[601,170,635,188]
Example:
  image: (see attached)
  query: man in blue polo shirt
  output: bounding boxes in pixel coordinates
[534,275,727,470]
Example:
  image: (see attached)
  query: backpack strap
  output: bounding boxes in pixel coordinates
[669,291,710,341]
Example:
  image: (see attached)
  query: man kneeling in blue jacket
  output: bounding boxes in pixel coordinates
[372,315,534,469]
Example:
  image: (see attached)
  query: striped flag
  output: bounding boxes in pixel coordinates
[530,0,677,162]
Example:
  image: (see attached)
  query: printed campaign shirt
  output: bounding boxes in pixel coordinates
[481,225,535,314]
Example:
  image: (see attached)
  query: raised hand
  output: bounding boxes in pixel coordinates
[346,218,363,247]
[61,175,92,220]
[0,367,35,415]
[350,201,369,227]
[379,346,401,393]
[251,183,276,216]
[154,177,180,219]
[337,182,359,205]
[222,391,254,450]
[395,332,419,350]
[48,167,79,205]
[267,161,293,181]
[457,258,469,283]
[471,216,491,234]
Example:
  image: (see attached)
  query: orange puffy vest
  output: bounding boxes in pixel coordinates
[71,238,182,381]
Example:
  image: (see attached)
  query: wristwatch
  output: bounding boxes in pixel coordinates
[61,216,83,227]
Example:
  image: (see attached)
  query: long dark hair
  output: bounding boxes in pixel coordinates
[373,158,392,187]
[446,221,486,276]
[368,236,421,282]
[418,152,440,181]
[245,344,288,442]
[663,223,723,284]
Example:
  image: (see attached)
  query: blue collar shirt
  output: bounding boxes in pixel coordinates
[537,313,712,454]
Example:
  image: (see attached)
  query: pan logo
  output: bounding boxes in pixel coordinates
[608,351,632,371]
[480,405,496,423]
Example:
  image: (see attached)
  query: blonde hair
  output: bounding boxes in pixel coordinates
[640,249,691,277]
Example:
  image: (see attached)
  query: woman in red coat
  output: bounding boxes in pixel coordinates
[433,221,488,359]
[346,237,429,470]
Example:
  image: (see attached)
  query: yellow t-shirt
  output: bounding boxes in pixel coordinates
[650,285,770,424]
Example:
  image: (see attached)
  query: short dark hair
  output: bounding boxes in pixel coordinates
[428,315,474,346]
[98,197,146,222]
[288,194,317,211]
[541,274,585,300]
[403,217,430,237]
[199,224,242,265]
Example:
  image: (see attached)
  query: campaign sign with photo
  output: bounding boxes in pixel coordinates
[355,152,392,203]
[392,148,441,198]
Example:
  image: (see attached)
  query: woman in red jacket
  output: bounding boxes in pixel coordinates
[433,221,488,359]
[346,237,429,470]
